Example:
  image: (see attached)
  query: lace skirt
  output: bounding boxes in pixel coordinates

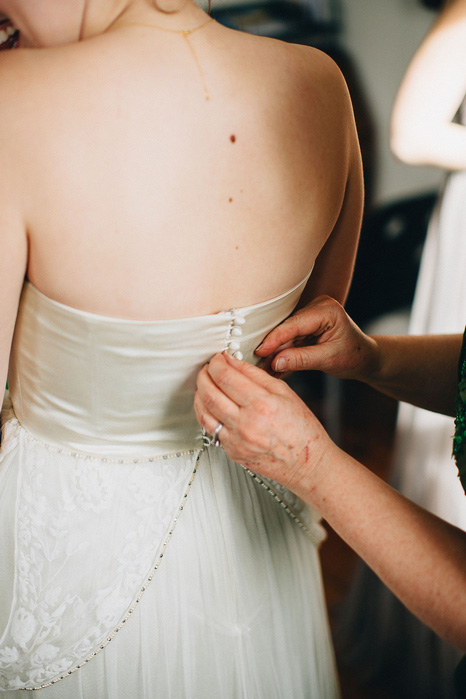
[0,400,339,698]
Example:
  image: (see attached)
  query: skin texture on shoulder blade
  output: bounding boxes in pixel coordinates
[255,39,362,297]
[0,10,361,327]
[0,48,28,399]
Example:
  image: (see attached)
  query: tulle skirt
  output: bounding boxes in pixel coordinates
[0,403,339,698]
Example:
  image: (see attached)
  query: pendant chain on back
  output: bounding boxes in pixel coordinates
[106,18,215,101]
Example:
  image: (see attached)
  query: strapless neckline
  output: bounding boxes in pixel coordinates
[24,268,312,325]
[9,270,312,458]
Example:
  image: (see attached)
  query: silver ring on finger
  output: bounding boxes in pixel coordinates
[213,422,223,447]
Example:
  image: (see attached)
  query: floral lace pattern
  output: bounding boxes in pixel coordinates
[0,405,199,691]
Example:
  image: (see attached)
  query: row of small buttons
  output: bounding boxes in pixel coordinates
[225,312,245,360]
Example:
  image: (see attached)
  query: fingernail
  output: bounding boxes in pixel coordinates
[275,358,285,371]
[255,342,263,352]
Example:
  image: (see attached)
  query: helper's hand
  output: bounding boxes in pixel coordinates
[195,352,338,495]
[256,295,379,381]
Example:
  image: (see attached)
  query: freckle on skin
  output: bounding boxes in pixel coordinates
[229,197,233,203]
[230,134,236,143]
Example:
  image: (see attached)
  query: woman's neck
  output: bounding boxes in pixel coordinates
[5,0,206,49]
[103,0,208,36]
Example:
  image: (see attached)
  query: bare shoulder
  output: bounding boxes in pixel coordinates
[0,41,102,170]
[0,49,33,118]
[282,42,354,122]
[218,28,355,143]
[220,27,350,105]
[0,42,84,108]
[281,42,354,126]
[0,44,82,225]
[0,50,34,179]
[277,40,347,88]
[0,47,62,131]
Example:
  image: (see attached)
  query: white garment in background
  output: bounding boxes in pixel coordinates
[341,107,466,699]
[392,166,466,529]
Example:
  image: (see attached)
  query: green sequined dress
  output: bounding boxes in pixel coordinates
[453,330,466,699]
[453,329,466,497]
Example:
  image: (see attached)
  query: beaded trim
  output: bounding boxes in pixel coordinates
[7,414,197,465]
[21,451,201,691]
[241,465,324,548]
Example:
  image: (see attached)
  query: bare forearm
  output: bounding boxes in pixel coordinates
[392,122,466,170]
[195,352,466,648]
[361,333,461,416]
[303,445,466,650]
[391,0,466,170]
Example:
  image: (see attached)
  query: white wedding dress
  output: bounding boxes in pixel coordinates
[0,277,339,697]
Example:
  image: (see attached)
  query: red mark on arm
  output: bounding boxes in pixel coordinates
[230,134,236,143]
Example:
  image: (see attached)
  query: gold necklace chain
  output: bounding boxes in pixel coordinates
[106,17,215,101]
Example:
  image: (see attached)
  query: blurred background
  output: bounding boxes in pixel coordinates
[207,1,461,697]
[210,0,442,206]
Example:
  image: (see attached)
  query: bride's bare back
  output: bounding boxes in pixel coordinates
[0,0,363,390]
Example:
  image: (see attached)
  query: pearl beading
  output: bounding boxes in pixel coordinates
[5,408,198,464]
[22,451,201,691]
[241,465,324,548]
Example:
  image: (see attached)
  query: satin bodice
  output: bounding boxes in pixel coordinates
[7,278,308,457]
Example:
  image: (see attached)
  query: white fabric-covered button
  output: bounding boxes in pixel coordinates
[225,311,245,361]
